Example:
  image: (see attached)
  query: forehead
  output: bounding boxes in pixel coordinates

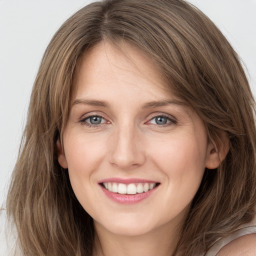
[69,41,202,124]
[72,40,175,101]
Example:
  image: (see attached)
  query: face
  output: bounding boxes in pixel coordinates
[58,41,220,238]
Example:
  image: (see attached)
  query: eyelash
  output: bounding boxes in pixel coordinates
[79,114,177,127]
[147,114,177,126]
[80,115,108,127]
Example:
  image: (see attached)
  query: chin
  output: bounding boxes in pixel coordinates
[96,214,157,237]
[106,224,154,237]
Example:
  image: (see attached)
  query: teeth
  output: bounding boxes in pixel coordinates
[103,183,108,189]
[137,183,143,193]
[127,184,136,194]
[143,183,149,192]
[102,182,157,194]
[112,183,118,193]
[118,184,126,194]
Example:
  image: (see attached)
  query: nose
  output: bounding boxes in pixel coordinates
[109,124,146,170]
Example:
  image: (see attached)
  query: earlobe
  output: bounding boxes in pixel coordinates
[205,132,229,169]
[56,140,68,169]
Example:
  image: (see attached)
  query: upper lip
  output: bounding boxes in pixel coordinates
[98,178,160,185]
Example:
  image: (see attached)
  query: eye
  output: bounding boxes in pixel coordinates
[80,115,107,126]
[148,115,176,126]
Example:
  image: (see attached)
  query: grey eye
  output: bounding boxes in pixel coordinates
[154,116,169,125]
[87,116,103,124]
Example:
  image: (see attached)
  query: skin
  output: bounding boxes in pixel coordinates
[58,41,223,256]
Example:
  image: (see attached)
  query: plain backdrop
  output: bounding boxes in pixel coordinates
[0,0,256,206]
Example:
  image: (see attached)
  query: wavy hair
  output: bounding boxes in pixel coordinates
[7,0,256,255]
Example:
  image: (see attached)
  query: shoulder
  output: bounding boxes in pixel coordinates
[217,234,256,256]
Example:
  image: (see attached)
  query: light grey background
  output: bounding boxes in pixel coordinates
[1,0,256,206]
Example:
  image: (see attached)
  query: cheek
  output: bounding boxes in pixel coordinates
[150,136,207,203]
[62,133,108,204]
[151,136,207,174]
[63,133,107,214]
[64,132,107,174]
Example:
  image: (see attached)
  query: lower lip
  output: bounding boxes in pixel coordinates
[100,186,158,204]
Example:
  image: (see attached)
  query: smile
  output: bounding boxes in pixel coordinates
[99,179,160,204]
[102,182,158,195]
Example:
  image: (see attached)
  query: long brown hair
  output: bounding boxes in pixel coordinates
[7,0,256,255]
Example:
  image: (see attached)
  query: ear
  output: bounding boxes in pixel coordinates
[56,140,68,169]
[205,132,229,169]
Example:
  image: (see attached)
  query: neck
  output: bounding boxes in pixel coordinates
[93,221,182,256]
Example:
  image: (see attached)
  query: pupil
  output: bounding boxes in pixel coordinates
[156,116,167,125]
[90,116,101,124]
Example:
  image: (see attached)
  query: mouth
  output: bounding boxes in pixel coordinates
[100,182,160,195]
[98,178,161,204]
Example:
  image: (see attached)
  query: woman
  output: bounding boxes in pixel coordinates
[3,0,256,255]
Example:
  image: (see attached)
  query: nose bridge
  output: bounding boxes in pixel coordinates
[109,121,145,169]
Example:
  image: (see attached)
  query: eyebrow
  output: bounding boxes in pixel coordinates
[72,99,109,107]
[142,99,185,108]
[72,98,185,108]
